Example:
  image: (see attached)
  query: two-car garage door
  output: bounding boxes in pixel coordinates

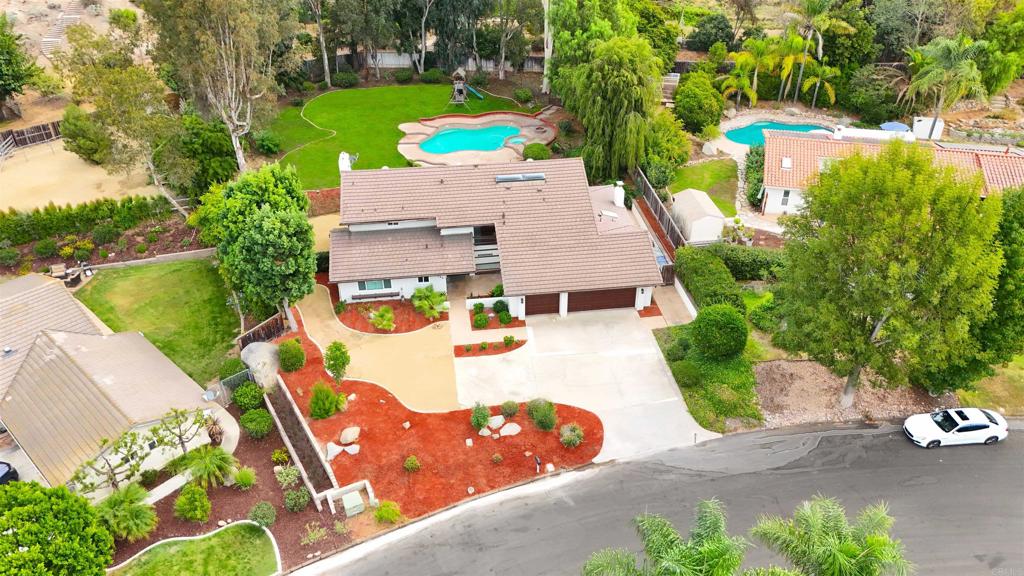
[526,288,635,315]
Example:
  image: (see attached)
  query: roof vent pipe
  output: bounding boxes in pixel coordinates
[613,180,626,208]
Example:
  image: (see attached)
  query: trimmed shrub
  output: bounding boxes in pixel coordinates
[334,300,347,314]
[492,299,509,314]
[473,313,489,329]
[0,196,171,247]
[403,455,420,472]
[231,381,264,411]
[473,302,485,315]
[675,247,744,313]
[394,68,414,84]
[526,398,557,431]
[687,13,732,52]
[219,358,246,380]
[275,465,300,489]
[271,448,290,465]
[490,284,504,297]
[470,402,490,430]
[318,80,329,91]
[498,311,513,325]
[309,381,338,420]
[375,500,401,524]
[665,336,690,362]
[559,423,584,448]
[500,400,519,418]
[470,71,489,87]
[704,243,784,281]
[503,335,515,347]
[284,488,311,513]
[523,143,551,160]
[644,157,674,190]
[513,88,533,103]
[59,245,74,259]
[74,247,93,260]
[336,392,348,413]
[253,131,281,155]
[673,72,723,134]
[139,469,159,486]
[278,339,306,372]
[173,483,210,523]
[135,243,148,254]
[33,238,58,258]
[248,501,277,527]
[234,466,257,490]
[301,81,316,93]
[691,304,748,359]
[420,68,444,83]
[0,248,19,267]
[240,408,273,439]
[744,145,765,206]
[670,359,702,388]
[748,294,780,333]
[370,306,396,331]
[464,343,472,352]
[480,341,489,350]
[332,72,359,88]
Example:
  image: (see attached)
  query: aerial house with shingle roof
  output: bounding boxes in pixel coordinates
[328,158,665,318]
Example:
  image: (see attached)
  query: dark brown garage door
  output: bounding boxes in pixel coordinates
[567,288,636,312]
[526,293,560,315]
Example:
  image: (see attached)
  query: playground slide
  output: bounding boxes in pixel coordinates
[465,85,485,100]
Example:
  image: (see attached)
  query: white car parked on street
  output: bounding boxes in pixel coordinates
[903,408,1009,448]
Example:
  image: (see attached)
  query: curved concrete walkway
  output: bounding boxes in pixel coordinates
[295,285,460,412]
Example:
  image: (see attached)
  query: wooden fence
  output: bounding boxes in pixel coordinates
[0,121,62,149]
[237,313,287,350]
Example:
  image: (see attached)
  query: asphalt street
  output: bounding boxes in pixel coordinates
[298,424,1024,576]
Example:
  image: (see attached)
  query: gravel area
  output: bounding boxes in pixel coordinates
[755,360,959,428]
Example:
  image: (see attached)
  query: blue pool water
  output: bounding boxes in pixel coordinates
[724,121,828,146]
[420,125,521,154]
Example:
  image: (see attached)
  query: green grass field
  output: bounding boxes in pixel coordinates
[111,523,277,576]
[268,85,527,189]
[959,355,1024,416]
[669,159,739,217]
[75,260,238,386]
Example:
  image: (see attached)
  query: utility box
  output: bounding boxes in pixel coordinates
[342,491,365,516]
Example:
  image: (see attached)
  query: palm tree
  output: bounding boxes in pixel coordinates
[904,36,989,140]
[185,445,239,489]
[582,499,799,576]
[95,483,158,542]
[412,285,447,320]
[737,37,778,98]
[801,62,840,109]
[787,0,853,102]
[774,32,809,102]
[721,63,758,109]
[751,495,913,576]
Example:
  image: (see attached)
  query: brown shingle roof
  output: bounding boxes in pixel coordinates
[764,131,1024,194]
[328,227,476,283]
[335,159,663,295]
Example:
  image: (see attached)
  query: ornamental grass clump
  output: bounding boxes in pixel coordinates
[403,455,421,472]
[500,400,519,419]
[527,398,557,431]
[95,483,157,542]
[560,423,585,448]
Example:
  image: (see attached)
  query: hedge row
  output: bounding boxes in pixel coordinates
[703,243,784,281]
[675,246,744,312]
[0,196,172,246]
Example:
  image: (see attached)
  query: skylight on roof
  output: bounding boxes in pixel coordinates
[495,173,546,183]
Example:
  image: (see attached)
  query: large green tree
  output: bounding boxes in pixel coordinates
[819,0,878,76]
[491,0,543,79]
[222,205,316,319]
[0,482,114,575]
[628,0,680,73]
[556,35,660,179]
[549,0,636,76]
[0,14,41,119]
[904,36,988,140]
[334,0,401,80]
[752,496,912,576]
[788,0,853,102]
[777,142,1003,407]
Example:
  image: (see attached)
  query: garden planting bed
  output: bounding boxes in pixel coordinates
[314,276,447,334]
[111,405,351,571]
[274,320,603,520]
[469,307,527,330]
[454,339,527,357]
[638,298,663,318]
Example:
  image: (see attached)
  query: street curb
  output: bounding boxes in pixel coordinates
[1007,418,1024,431]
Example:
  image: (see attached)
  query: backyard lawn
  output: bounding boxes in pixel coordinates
[110,523,278,576]
[75,260,238,386]
[959,355,1024,416]
[669,159,739,217]
[269,85,528,189]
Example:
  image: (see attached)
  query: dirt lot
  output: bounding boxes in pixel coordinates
[755,360,959,428]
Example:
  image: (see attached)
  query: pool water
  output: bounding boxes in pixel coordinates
[724,121,828,146]
[420,125,521,154]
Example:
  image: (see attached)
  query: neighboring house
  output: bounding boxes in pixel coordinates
[328,158,664,318]
[759,131,1024,215]
[670,188,725,244]
[0,275,214,493]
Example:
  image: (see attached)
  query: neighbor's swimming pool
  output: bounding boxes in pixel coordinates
[724,121,828,146]
[419,125,521,154]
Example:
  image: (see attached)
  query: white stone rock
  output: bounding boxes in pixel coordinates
[487,414,505,429]
[499,422,522,437]
[340,426,361,445]
[467,486,475,494]
[217,520,226,527]
[402,421,411,430]
[306,553,314,560]
[477,427,491,437]
[326,442,344,461]
[545,463,555,473]
[724,108,737,119]
[784,107,800,116]
[524,451,532,457]
[343,444,361,455]
[465,438,473,447]
[702,142,718,156]
[491,433,499,440]
[348,393,356,401]
[273,465,283,474]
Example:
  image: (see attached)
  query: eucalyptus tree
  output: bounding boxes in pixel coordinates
[304,0,332,86]
[397,0,437,73]
[787,0,853,102]
[335,0,400,79]
[493,0,542,79]
[903,36,988,140]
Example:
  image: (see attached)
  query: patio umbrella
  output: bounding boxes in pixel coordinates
[880,121,911,132]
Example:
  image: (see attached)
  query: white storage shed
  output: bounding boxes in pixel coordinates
[670,188,725,244]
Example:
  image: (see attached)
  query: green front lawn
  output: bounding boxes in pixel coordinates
[269,85,528,189]
[669,159,739,217]
[959,355,1024,416]
[111,523,277,576]
[75,260,238,386]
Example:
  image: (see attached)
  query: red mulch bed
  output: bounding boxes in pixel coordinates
[454,339,527,357]
[469,308,527,330]
[638,298,663,318]
[752,229,785,248]
[111,404,350,571]
[307,187,340,217]
[275,317,603,520]
[313,274,447,334]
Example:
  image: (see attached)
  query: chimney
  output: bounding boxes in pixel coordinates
[613,180,625,208]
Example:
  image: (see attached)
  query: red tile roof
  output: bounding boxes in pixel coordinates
[763,131,1024,195]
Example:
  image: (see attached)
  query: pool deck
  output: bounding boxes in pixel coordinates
[398,111,558,167]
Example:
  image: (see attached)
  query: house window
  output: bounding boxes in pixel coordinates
[358,279,392,291]
[148,440,158,450]
[781,190,791,206]
[781,156,793,170]
[417,276,430,283]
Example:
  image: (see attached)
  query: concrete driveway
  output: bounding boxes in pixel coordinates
[454,309,718,461]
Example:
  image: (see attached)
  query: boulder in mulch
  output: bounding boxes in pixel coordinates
[326,442,344,461]
[340,426,361,445]
[477,427,491,437]
[343,444,360,455]
[499,422,522,437]
[487,415,505,429]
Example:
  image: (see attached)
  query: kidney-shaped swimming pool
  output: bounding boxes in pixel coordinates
[724,121,829,146]
[419,125,522,154]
